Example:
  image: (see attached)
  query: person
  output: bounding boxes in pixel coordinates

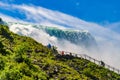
[100,61,105,67]
[47,43,51,49]
[52,46,57,51]
[61,51,64,55]
[70,52,72,56]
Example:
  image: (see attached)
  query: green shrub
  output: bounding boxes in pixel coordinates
[0,57,5,70]
[0,68,22,80]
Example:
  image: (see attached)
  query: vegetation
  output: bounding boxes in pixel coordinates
[0,24,120,80]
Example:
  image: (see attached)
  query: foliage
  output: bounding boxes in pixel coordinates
[0,24,120,80]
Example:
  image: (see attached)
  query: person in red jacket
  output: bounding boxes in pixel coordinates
[61,51,64,55]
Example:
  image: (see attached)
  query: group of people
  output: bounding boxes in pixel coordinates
[47,43,105,67]
[47,43,57,52]
[47,43,65,55]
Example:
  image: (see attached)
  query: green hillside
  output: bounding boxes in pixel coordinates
[0,24,120,80]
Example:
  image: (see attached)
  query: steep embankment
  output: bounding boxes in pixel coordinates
[0,24,120,80]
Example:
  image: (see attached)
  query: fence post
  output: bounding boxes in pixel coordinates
[118,70,119,74]
[84,54,86,59]
[93,59,95,63]
[75,54,77,57]
[113,67,115,72]
[89,56,91,61]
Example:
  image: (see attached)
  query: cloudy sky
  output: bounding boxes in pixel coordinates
[0,0,120,33]
[0,0,119,41]
[0,0,120,23]
[0,0,120,40]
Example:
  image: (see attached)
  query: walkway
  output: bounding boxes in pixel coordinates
[58,51,120,74]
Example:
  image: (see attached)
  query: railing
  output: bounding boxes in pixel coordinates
[58,51,120,74]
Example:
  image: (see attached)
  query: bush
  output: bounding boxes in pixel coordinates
[0,68,22,80]
[14,53,24,63]
[0,57,5,70]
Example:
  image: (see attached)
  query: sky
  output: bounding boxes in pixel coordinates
[0,0,120,24]
[0,0,120,33]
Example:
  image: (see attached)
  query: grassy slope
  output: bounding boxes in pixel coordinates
[0,24,120,80]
